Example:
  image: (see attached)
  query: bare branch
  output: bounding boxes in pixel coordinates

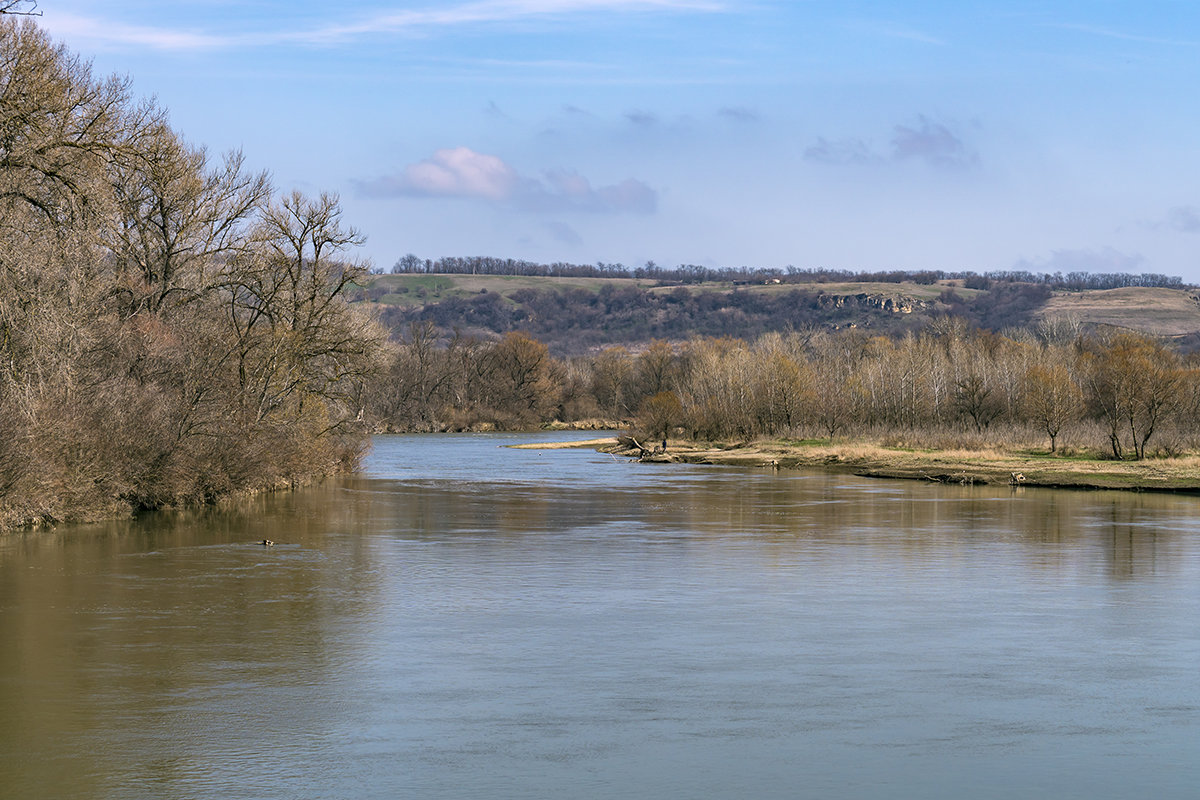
[0,1,41,17]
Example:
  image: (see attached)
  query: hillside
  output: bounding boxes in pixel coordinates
[350,273,976,308]
[1039,287,1200,337]
[348,274,1200,353]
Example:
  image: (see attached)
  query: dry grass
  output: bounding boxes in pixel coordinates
[601,434,1200,492]
[1040,287,1200,336]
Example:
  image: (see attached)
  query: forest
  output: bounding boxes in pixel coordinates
[368,320,1200,463]
[0,17,383,527]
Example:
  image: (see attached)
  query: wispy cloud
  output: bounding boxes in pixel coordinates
[717,105,759,123]
[44,13,227,50]
[1052,23,1199,48]
[845,20,946,46]
[45,0,726,51]
[805,116,978,170]
[356,146,657,214]
[890,116,978,169]
[804,136,879,166]
[543,220,584,246]
[1015,246,1145,274]
[1165,206,1200,233]
[625,110,659,127]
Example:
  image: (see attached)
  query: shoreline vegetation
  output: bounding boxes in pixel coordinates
[516,435,1200,493]
[0,20,381,530]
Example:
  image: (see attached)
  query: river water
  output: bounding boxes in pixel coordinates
[2,432,1200,799]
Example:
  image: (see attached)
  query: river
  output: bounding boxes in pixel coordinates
[2,432,1199,798]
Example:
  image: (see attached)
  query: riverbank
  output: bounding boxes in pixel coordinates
[521,436,1200,492]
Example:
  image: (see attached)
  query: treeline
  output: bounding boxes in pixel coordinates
[0,19,382,527]
[964,271,1185,291]
[389,252,1187,292]
[373,283,1053,355]
[370,321,1200,461]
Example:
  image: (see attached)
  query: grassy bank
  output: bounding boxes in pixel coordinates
[527,437,1200,492]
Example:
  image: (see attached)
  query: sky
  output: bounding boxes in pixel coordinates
[30,1,1200,280]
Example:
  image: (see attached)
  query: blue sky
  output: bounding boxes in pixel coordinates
[36,1,1200,279]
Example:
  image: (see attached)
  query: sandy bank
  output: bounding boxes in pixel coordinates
[509,437,621,450]
[593,438,1200,493]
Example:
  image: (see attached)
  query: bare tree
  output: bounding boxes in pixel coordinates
[953,373,1003,433]
[484,331,561,423]
[637,391,682,443]
[0,18,127,223]
[1022,363,1081,453]
[224,191,383,431]
[590,346,634,417]
[1086,334,1181,459]
[108,128,270,315]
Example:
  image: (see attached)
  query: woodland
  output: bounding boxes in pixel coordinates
[0,17,383,527]
[368,320,1200,464]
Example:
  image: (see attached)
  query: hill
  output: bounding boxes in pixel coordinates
[348,274,1200,354]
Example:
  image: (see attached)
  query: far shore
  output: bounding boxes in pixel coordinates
[516,436,1200,493]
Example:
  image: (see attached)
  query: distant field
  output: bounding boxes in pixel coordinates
[357,273,658,307]
[1039,287,1200,336]
[356,273,980,307]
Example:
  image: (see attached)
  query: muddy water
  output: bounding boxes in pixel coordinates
[2,432,1199,798]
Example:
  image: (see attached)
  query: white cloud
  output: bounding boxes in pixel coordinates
[357,147,657,214]
[380,147,518,200]
[42,13,227,50]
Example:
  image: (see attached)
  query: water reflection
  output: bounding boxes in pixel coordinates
[2,434,1199,799]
